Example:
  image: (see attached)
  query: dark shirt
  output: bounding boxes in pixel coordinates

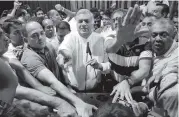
[21,43,64,83]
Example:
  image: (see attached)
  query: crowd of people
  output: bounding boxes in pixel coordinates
[0,0,178,117]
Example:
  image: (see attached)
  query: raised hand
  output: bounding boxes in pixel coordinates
[14,0,22,9]
[55,4,64,11]
[117,4,142,44]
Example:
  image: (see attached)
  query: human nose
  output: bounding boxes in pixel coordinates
[5,36,10,43]
[155,34,162,41]
[82,20,87,25]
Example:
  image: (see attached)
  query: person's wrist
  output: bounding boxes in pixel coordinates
[74,100,85,108]
[126,78,134,87]
[98,63,103,71]
[61,7,65,12]
[124,76,134,87]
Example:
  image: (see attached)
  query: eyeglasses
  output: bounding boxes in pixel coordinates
[151,32,169,39]
[78,19,89,23]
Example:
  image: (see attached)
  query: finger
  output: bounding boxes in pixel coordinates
[110,88,116,96]
[128,92,133,101]
[112,91,120,103]
[117,17,122,30]
[125,93,132,103]
[92,105,98,110]
[133,8,142,25]
[123,7,133,26]
[120,92,124,100]
[130,4,139,24]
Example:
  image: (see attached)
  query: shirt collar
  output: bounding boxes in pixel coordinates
[163,41,178,57]
[27,45,46,54]
[154,41,178,58]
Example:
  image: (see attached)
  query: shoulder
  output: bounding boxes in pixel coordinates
[21,48,39,63]
[91,32,104,40]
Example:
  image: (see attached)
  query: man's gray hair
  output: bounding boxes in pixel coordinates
[75,9,94,23]
[152,18,175,36]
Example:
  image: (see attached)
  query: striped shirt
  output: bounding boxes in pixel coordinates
[105,35,152,81]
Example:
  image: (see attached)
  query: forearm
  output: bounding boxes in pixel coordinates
[7,7,17,18]
[15,85,63,108]
[18,68,45,89]
[63,8,76,17]
[50,81,84,107]
[129,68,150,85]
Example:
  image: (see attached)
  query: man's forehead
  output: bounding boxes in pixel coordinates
[43,20,53,26]
[112,12,124,18]
[151,23,170,32]
[76,14,92,20]
[143,17,155,23]
[26,22,43,33]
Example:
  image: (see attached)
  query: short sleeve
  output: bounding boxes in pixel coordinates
[139,50,152,60]
[58,33,75,54]
[21,56,46,77]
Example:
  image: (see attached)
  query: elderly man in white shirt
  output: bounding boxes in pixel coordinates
[57,9,110,91]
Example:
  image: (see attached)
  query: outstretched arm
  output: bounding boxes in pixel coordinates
[0,58,18,104]
[9,58,56,96]
[16,85,77,117]
[111,57,152,103]
[55,4,76,18]
[37,68,97,117]
[7,0,21,18]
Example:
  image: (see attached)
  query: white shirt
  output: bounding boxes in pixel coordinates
[59,32,110,90]
[68,17,77,32]
[46,35,59,53]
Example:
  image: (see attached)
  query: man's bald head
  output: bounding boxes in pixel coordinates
[25,21,43,35]
[25,21,46,49]
[47,9,58,18]
[47,9,62,25]
[42,19,54,28]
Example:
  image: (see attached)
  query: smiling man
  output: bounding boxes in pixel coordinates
[58,9,110,91]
